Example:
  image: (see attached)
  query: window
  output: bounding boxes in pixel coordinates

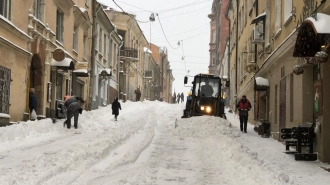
[73,25,78,51]
[275,0,282,33]
[35,0,42,21]
[284,0,292,24]
[212,53,216,65]
[249,0,254,15]
[0,0,11,19]
[117,30,125,48]
[83,34,87,58]
[85,0,89,7]
[103,33,106,56]
[99,28,102,52]
[212,30,216,43]
[56,10,64,43]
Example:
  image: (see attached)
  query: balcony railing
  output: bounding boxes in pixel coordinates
[120,47,138,59]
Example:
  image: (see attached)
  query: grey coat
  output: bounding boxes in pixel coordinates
[65,96,84,112]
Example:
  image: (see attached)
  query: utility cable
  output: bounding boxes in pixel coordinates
[156,14,180,49]
[158,0,211,13]
[161,6,210,19]
[151,23,208,39]
[112,0,150,23]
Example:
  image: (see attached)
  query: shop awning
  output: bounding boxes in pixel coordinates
[251,12,266,24]
[51,58,74,70]
[254,77,269,91]
[99,68,112,76]
[73,69,89,77]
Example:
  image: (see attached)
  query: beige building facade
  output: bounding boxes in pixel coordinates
[104,9,149,102]
[228,0,330,162]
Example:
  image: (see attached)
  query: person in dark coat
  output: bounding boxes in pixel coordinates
[29,88,37,119]
[173,93,176,104]
[180,92,184,103]
[236,95,252,133]
[177,94,180,104]
[111,97,122,121]
[135,88,141,102]
[64,96,85,129]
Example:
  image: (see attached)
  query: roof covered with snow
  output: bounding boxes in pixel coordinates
[306,13,330,34]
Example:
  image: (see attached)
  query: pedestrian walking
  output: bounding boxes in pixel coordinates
[135,88,141,102]
[111,97,122,121]
[29,88,37,120]
[177,94,181,104]
[64,96,85,129]
[173,92,176,103]
[180,92,184,103]
[236,95,251,133]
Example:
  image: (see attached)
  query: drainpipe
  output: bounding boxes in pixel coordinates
[225,8,231,110]
[88,0,97,111]
[117,40,124,99]
[235,0,239,109]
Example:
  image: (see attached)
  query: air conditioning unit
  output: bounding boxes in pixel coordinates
[252,24,264,44]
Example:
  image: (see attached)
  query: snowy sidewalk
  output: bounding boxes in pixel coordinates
[225,110,330,185]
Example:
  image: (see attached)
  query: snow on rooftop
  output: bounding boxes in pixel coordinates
[73,69,88,73]
[306,13,330,34]
[143,47,152,53]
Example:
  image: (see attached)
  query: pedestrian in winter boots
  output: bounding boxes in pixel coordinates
[112,97,122,121]
[64,96,85,129]
[236,95,251,133]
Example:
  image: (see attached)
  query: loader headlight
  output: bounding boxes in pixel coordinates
[206,106,212,113]
[200,106,205,111]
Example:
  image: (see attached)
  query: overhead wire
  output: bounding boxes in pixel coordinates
[112,0,150,23]
[156,14,180,49]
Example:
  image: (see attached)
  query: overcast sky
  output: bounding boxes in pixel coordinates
[98,0,213,96]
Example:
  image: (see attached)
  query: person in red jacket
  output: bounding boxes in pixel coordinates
[236,95,252,133]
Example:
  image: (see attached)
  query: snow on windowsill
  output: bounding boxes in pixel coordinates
[0,36,32,55]
[0,113,11,119]
[0,15,32,40]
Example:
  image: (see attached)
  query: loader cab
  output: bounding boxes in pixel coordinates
[182,73,226,118]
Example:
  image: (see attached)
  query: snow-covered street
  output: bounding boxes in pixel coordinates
[0,101,330,185]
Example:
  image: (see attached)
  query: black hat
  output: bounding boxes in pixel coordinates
[242,95,246,98]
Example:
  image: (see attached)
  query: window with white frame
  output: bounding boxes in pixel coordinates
[0,0,11,19]
[56,10,64,43]
[34,0,42,21]
[275,0,282,33]
[73,25,78,51]
[99,28,102,52]
[284,0,292,24]
[212,30,216,43]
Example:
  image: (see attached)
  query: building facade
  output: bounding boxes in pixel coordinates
[227,0,330,162]
[104,9,149,102]
[91,3,121,109]
[208,0,230,75]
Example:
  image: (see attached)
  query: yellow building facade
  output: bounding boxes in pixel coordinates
[228,0,330,162]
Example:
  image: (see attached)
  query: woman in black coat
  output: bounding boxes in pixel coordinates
[111,97,121,121]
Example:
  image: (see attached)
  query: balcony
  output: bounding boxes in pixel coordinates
[120,47,138,62]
